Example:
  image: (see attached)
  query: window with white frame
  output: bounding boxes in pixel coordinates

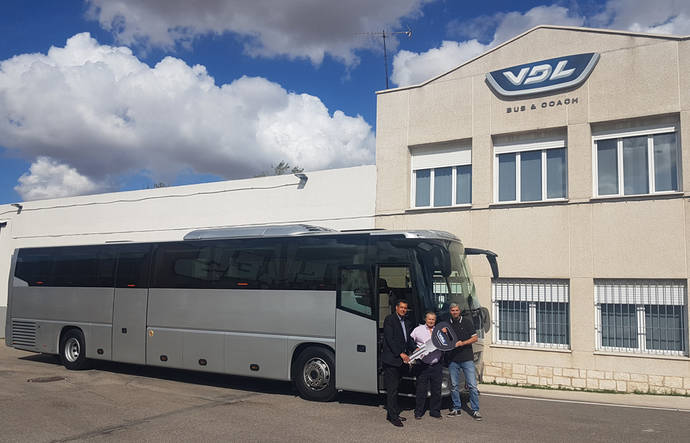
[593,124,680,197]
[494,137,567,203]
[595,279,688,356]
[492,279,570,349]
[411,144,471,208]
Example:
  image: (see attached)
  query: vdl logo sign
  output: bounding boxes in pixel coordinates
[486,53,599,97]
[435,329,448,347]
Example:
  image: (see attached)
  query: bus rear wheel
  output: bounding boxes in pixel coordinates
[59,329,89,370]
[293,347,336,402]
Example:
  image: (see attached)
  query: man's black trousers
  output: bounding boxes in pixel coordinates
[414,362,442,417]
[383,364,408,419]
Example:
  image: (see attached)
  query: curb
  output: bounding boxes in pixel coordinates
[479,383,690,412]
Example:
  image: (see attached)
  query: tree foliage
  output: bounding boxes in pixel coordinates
[255,160,304,177]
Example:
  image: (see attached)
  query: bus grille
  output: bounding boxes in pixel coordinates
[12,320,37,347]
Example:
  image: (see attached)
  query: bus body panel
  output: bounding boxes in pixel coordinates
[9,286,114,357]
[225,331,287,379]
[87,323,112,360]
[145,288,336,379]
[335,309,378,393]
[185,329,225,373]
[146,289,336,338]
[146,327,183,368]
[112,288,148,364]
[7,318,112,359]
[10,287,114,325]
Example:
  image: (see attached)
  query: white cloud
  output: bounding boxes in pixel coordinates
[85,0,431,65]
[593,0,690,35]
[391,40,488,87]
[489,6,584,46]
[391,5,583,87]
[0,33,375,198]
[15,157,103,201]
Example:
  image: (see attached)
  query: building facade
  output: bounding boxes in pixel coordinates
[375,26,690,394]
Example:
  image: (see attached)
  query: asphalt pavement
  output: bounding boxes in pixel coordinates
[1,345,688,442]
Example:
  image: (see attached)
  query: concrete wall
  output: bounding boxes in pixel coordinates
[0,165,377,336]
[375,26,690,393]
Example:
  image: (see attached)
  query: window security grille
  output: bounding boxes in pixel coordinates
[595,280,688,356]
[492,279,570,349]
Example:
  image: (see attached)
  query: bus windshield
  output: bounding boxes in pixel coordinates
[413,240,479,319]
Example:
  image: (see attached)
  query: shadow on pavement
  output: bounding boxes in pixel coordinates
[17,351,397,409]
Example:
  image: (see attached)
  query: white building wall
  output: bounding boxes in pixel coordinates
[0,165,377,336]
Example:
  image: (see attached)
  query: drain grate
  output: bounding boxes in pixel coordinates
[27,376,65,383]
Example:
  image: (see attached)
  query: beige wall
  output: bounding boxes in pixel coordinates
[375,27,690,392]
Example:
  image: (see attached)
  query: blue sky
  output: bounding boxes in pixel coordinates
[1,0,689,204]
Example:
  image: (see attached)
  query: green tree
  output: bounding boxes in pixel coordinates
[145,182,168,189]
[255,160,304,177]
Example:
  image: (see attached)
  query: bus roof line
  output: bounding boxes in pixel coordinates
[182,225,460,242]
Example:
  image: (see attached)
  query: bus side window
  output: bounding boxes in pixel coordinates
[115,244,152,288]
[337,267,373,317]
[15,248,55,287]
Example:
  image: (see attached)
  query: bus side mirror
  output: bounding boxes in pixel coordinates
[468,307,491,333]
[438,248,452,277]
[464,248,499,279]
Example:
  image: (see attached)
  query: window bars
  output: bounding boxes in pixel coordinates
[595,279,688,356]
[492,279,570,349]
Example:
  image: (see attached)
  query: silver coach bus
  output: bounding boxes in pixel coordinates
[5,225,496,401]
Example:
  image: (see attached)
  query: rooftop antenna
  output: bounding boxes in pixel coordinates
[360,27,412,89]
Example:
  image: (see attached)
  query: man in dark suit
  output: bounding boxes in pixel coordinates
[381,299,415,427]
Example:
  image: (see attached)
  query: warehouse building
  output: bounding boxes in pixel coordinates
[374,25,690,394]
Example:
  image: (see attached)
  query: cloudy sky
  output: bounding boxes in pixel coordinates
[1,0,689,203]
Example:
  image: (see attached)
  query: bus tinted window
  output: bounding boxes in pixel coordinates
[116,244,152,288]
[214,239,283,289]
[285,236,369,291]
[152,240,283,289]
[52,246,115,287]
[15,248,55,286]
[153,242,213,288]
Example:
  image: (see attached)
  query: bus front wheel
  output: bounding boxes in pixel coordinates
[293,347,336,402]
[59,329,89,370]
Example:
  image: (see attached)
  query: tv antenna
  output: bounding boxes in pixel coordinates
[360,27,412,89]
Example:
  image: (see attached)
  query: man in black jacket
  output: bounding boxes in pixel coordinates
[381,299,415,427]
[446,302,482,420]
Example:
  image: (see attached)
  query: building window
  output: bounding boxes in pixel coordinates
[411,144,471,208]
[494,137,567,203]
[492,279,570,349]
[593,124,680,197]
[595,280,688,356]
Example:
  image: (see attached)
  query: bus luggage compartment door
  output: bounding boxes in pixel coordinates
[112,288,148,364]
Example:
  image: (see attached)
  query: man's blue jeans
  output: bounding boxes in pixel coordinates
[448,360,479,412]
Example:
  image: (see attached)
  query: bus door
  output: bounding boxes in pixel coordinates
[376,265,419,328]
[335,266,378,393]
[375,265,420,390]
[111,244,152,365]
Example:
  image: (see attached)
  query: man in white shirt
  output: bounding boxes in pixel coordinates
[410,311,443,420]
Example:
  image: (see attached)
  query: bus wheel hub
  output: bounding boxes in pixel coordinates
[303,357,330,391]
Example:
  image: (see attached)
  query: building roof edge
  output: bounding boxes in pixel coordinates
[376,25,689,95]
